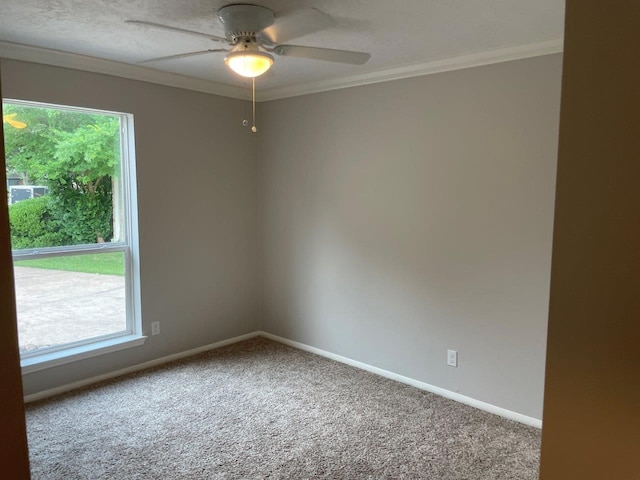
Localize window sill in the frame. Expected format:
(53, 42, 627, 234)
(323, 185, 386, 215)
(21, 335, 148, 374)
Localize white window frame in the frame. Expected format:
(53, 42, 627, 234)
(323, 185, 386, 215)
(3, 99, 145, 374)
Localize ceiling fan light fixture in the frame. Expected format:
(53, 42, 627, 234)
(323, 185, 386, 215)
(224, 50, 274, 78)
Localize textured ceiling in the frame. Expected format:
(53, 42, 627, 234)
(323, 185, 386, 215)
(0, 0, 565, 98)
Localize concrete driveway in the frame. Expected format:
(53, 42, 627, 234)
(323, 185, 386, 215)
(13, 266, 126, 354)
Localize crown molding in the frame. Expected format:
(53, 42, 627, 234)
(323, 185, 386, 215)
(258, 39, 563, 101)
(0, 39, 563, 103)
(0, 41, 251, 100)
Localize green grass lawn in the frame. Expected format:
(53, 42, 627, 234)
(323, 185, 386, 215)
(14, 252, 125, 276)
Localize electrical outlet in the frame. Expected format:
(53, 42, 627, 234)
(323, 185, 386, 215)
(447, 349, 458, 367)
(151, 321, 160, 336)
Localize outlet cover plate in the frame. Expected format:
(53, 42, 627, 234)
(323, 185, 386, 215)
(447, 349, 458, 367)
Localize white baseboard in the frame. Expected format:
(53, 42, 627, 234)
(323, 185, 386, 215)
(24, 329, 542, 429)
(258, 331, 542, 429)
(23, 331, 261, 403)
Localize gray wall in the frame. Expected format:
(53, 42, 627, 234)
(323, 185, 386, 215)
(1, 59, 261, 396)
(3, 54, 562, 418)
(260, 54, 562, 419)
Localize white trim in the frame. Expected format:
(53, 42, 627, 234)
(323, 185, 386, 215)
(259, 331, 542, 429)
(123, 113, 143, 349)
(3, 97, 130, 116)
(119, 111, 141, 347)
(12, 243, 126, 260)
(23, 331, 260, 403)
(0, 41, 250, 100)
(258, 39, 563, 101)
(1, 39, 562, 102)
(24, 329, 542, 428)
(21, 335, 147, 375)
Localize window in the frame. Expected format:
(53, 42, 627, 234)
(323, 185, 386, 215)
(3, 100, 143, 372)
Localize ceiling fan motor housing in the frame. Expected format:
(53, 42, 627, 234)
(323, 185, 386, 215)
(217, 4, 275, 42)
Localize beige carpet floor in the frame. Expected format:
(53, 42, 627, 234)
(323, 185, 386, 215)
(25, 337, 541, 479)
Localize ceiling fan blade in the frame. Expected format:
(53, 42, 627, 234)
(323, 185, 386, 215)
(258, 8, 335, 44)
(138, 49, 227, 64)
(126, 20, 228, 43)
(273, 45, 371, 65)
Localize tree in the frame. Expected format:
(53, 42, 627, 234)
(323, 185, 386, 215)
(3, 103, 120, 244)
(47, 117, 120, 243)
(3, 104, 88, 184)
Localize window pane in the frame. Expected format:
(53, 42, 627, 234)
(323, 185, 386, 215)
(4, 100, 137, 361)
(3, 102, 123, 249)
(13, 251, 127, 354)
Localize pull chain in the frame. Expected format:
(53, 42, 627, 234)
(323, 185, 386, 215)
(251, 77, 257, 133)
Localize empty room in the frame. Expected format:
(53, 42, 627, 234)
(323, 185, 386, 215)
(1, 1, 638, 479)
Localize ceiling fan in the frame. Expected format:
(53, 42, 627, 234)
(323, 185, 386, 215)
(127, 4, 371, 78)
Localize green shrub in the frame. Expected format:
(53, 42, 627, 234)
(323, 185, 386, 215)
(8, 196, 70, 249)
(47, 175, 114, 244)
